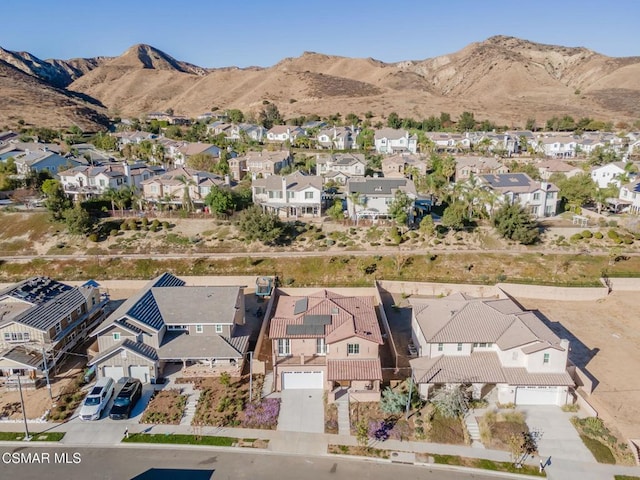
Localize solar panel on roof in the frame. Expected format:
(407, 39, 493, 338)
(293, 298, 308, 315)
(286, 324, 324, 335)
(303, 314, 331, 325)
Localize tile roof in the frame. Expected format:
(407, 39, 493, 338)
(502, 368, 574, 386)
(269, 290, 383, 344)
(252, 171, 323, 191)
(327, 358, 382, 381)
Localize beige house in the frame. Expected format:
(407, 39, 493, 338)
(0, 277, 106, 386)
(141, 166, 227, 207)
(243, 150, 292, 177)
(251, 171, 323, 217)
(316, 153, 366, 183)
(536, 159, 582, 180)
(269, 289, 384, 403)
(455, 156, 509, 181)
(88, 273, 249, 383)
(382, 153, 429, 178)
(409, 293, 574, 405)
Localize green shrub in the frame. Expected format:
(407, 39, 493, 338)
(581, 230, 593, 239)
(110, 229, 119, 237)
(570, 233, 583, 242)
(607, 230, 619, 239)
(88, 233, 99, 242)
(162, 221, 170, 229)
(120, 222, 129, 231)
(623, 236, 634, 245)
(594, 231, 603, 239)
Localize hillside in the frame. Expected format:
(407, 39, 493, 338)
(2, 35, 640, 129)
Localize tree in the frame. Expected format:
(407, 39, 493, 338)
(506, 160, 541, 180)
(508, 430, 541, 468)
(380, 387, 408, 415)
(226, 109, 244, 123)
(556, 172, 596, 208)
(441, 202, 468, 231)
(326, 200, 344, 221)
(439, 155, 456, 182)
(204, 186, 235, 217)
(236, 205, 283, 244)
(347, 191, 366, 224)
(187, 153, 217, 172)
(63, 204, 93, 235)
(388, 190, 412, 227)
(492, 203, 539, 245)
(42, 179, 71, 221)
(258, 104, 283, 129)
(431, 385, 470, 418)
(387, 112, 401, 129)
(419, 215, 435, 237)
(457, 111, 476, 132)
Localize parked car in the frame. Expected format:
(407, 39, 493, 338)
(109, 379, 142, 420)
(79, 377, 114, 421)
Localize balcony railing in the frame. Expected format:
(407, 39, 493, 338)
(275, 354, 327, 366)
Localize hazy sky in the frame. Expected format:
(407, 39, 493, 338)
(2, 0, 638, 67)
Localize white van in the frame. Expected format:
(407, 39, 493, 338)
(79, 377, 114, 421)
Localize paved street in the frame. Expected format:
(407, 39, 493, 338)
(0, 446, 504, 480)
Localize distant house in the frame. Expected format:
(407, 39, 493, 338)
(374, 128, 417, 154)
(14, 150, 79, 176)
(225, 123, 266, 143)
(536, 159, 582, 180)
(266, 126, 304, 143)
(346, 177, 417, 221)
(425, 132, 471, 152)
(537, 136, 577, 158)
(243, 150, 292, 177)
(88, 273, 248, 383)
(381, 153, 428, 179)
(251, 171, 323, 217)
(455, 156, 508, 181)
(141, 166, 227, 207)
(0, 277, 106, 380)
(590, 162, 627, 189)
(316, 127, 358, 150)
(174, 143, 221, 167)
(619, 179, 640, 214)
(409, 293, 573, 406)
(479, 173, 559, 218)
(316, 153, 366, 183)
(228, 157, 247, 181)
(269, 289, 383, 402)
(114, 131, 157, 147)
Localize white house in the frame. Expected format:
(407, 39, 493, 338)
(345, 177, 417, 221)
(316, 153, 366, 183)
(266, 126, 304, 143)
(537, 136, 578, 158)
(251, 171, 323, 217)
(316, 127, 357, 150)
(374, 128, 417, 154)
(479, 173, 559, 218)
(409, 293, 574, 406)
(590, 162, 627, 189)
(619, 179, 640, 214)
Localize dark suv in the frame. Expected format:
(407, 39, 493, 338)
(109, 379, 142, 420)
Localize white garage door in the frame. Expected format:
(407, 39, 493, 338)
(129, 366, 149, 383)
(103, 366, 124, 381)
(282, 371, 323, 389)
(516, 386, 559, 405)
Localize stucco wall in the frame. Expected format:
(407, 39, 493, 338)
(497, 283, 609, 301)
(378, 280, 503, 298)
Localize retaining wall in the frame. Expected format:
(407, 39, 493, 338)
(377, 280, 503, 298)
(497, 282, 609, 301)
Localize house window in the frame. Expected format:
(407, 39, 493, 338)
(457, 343, 463, 352)
(55, 323, 61, 334)
(196, 325, 204, 333)
(347, 343, 359, 355)
(437, 343, 443, 352)
(113, 332, 121, 341)
(167, 325, 188, 331)
(316, 338, 326, 355)
(543, 353, 550, 364)
(533, 192, 540, 201)
(277, 339, 290, 356)
(215, 324, 223, 333)
(4, 332, 30, 342)
(305, 191, 314, 200)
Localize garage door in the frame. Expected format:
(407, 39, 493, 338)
(515, 386, 559, 405)
(129, 366, 149, 383)
(103, 366, 124, 381)
(282, 371, 323, 389)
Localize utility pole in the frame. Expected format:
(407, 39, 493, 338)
(16, 375, 31, 441)
(42, 346, 52, 400)
(405, 375, 413, 419)
(248, 351, 254, 402)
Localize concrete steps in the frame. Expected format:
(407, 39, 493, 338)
(465, 413, 484, 449)
(180, 390, 200, 426)
(337, 399, 350, 436)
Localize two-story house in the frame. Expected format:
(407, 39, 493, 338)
(374, 128, 418, 154)
(269, 289, 383, 402)
(590, 162, 628, 189)
(409, 293, 574, 405)
(316, 153, 366, 184)
(141, 166, 227, 207)
(251, 171, 323, 217)
(425, 133, 471, 153)
(345, 177, 417, 222)
(316, 127, 357, 150)
(14, 150, 79, 176)
(479, 173, 559, 218)
(0, 277, 106, 386)
(266, 126, 304, 143)
(455, 157, 509, 181)
(381, 153, 429, 179)
(174, 142, 221, 167)
(619, 179, 640, 214)
(244, 150, 292, 177)
(536, 159, 582, 181)
(537, 136, 578, 158)
(88, 273, 248, 383)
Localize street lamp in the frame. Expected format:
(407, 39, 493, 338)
(14, 374, 31, 441)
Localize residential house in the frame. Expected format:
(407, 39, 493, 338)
(269, 289, 383, 402)
(506, 131, 536, 153)
(590, 162, 627, 189)
(266, 126, 304, 143)
(244, 150, 291, 177)
(228, 157, 247, 181)
(174, 143, 221, 167)
(381, 153, 428, 179)
(225, 123, 266, 143)
(346, 177, 417, 221)
(469, 132, 518, 155)
(409, 293, 574, 405)
(141, 166, 227, 207)
(425, 133, 471, 153)
(316, 153, 366, 184)
(619, 179, 640, 214)
(316, 127, 358, 150)
(537, 136, 578, 158)
(0, 131, 18, 147)
(113, 131, 157, 147)
(0, 346, 46, 390)
(252, 171, 323, 217)
(0, 277, 106, 383)
(455, 157, 509, 181)
(206, 121, 233, 136)
(374, 128, 418, 154)
(14, 150, 80, 176)
(536, 159, 582, 181)
(479, 173, 559, 218)
(88, 273, 248, 383)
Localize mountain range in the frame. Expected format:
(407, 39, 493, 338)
(1, 35, 639, 131)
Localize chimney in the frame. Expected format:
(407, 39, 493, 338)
(282, 176, 288, 203)
(224, 174, 230, 186)
(540, 181, 549, 191)
(122, 161, 131, 183)
(193, 172, 200, 185)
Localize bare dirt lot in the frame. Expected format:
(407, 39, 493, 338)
(516, 292, 640, 440)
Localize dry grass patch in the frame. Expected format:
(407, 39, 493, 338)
(191, 374, 247, 427)
(328, 444, 390, 459)
(479, 410, 528, 450)
(141, 389, 187, 425)
(325, 399, 338, 434)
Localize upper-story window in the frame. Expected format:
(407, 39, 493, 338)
(457, 343, 463, 352)
(215, 325, 223, 333)
(316, 338, 327, 355)
(195, 325, 204, 334)
(305, 191, 314, 200)
(113, 332, 121, 341)
(347, 343, 360, 355)
(277, 338, 290, 356)
(543, 353, 550, 364)
(437, 343, 443, 352)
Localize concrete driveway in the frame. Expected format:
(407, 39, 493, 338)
(277, 389, 324, 433)
(521, 406, 595, 463)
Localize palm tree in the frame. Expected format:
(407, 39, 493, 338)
(175, 175, 196, 212)
(347, 191, 366, 224)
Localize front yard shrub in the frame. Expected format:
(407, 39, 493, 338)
(582, 230, 593, 239)
(141, 389, 187, 425)
(580, 434, 615, 463)
(594, 231, 604, 239)
(570, 233, 583, 242)
(242, 398, 280, 429)
(608, 230, 619, 240)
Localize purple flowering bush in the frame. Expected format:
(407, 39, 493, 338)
(242, 398, 281, 429)
(368, 419, 394, 441)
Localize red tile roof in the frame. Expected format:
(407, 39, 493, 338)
(327, 358, 382, 381)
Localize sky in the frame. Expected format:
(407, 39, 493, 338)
(2, 0, 639, 68)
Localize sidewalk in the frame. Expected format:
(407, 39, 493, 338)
(2, 419, 640, 480)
